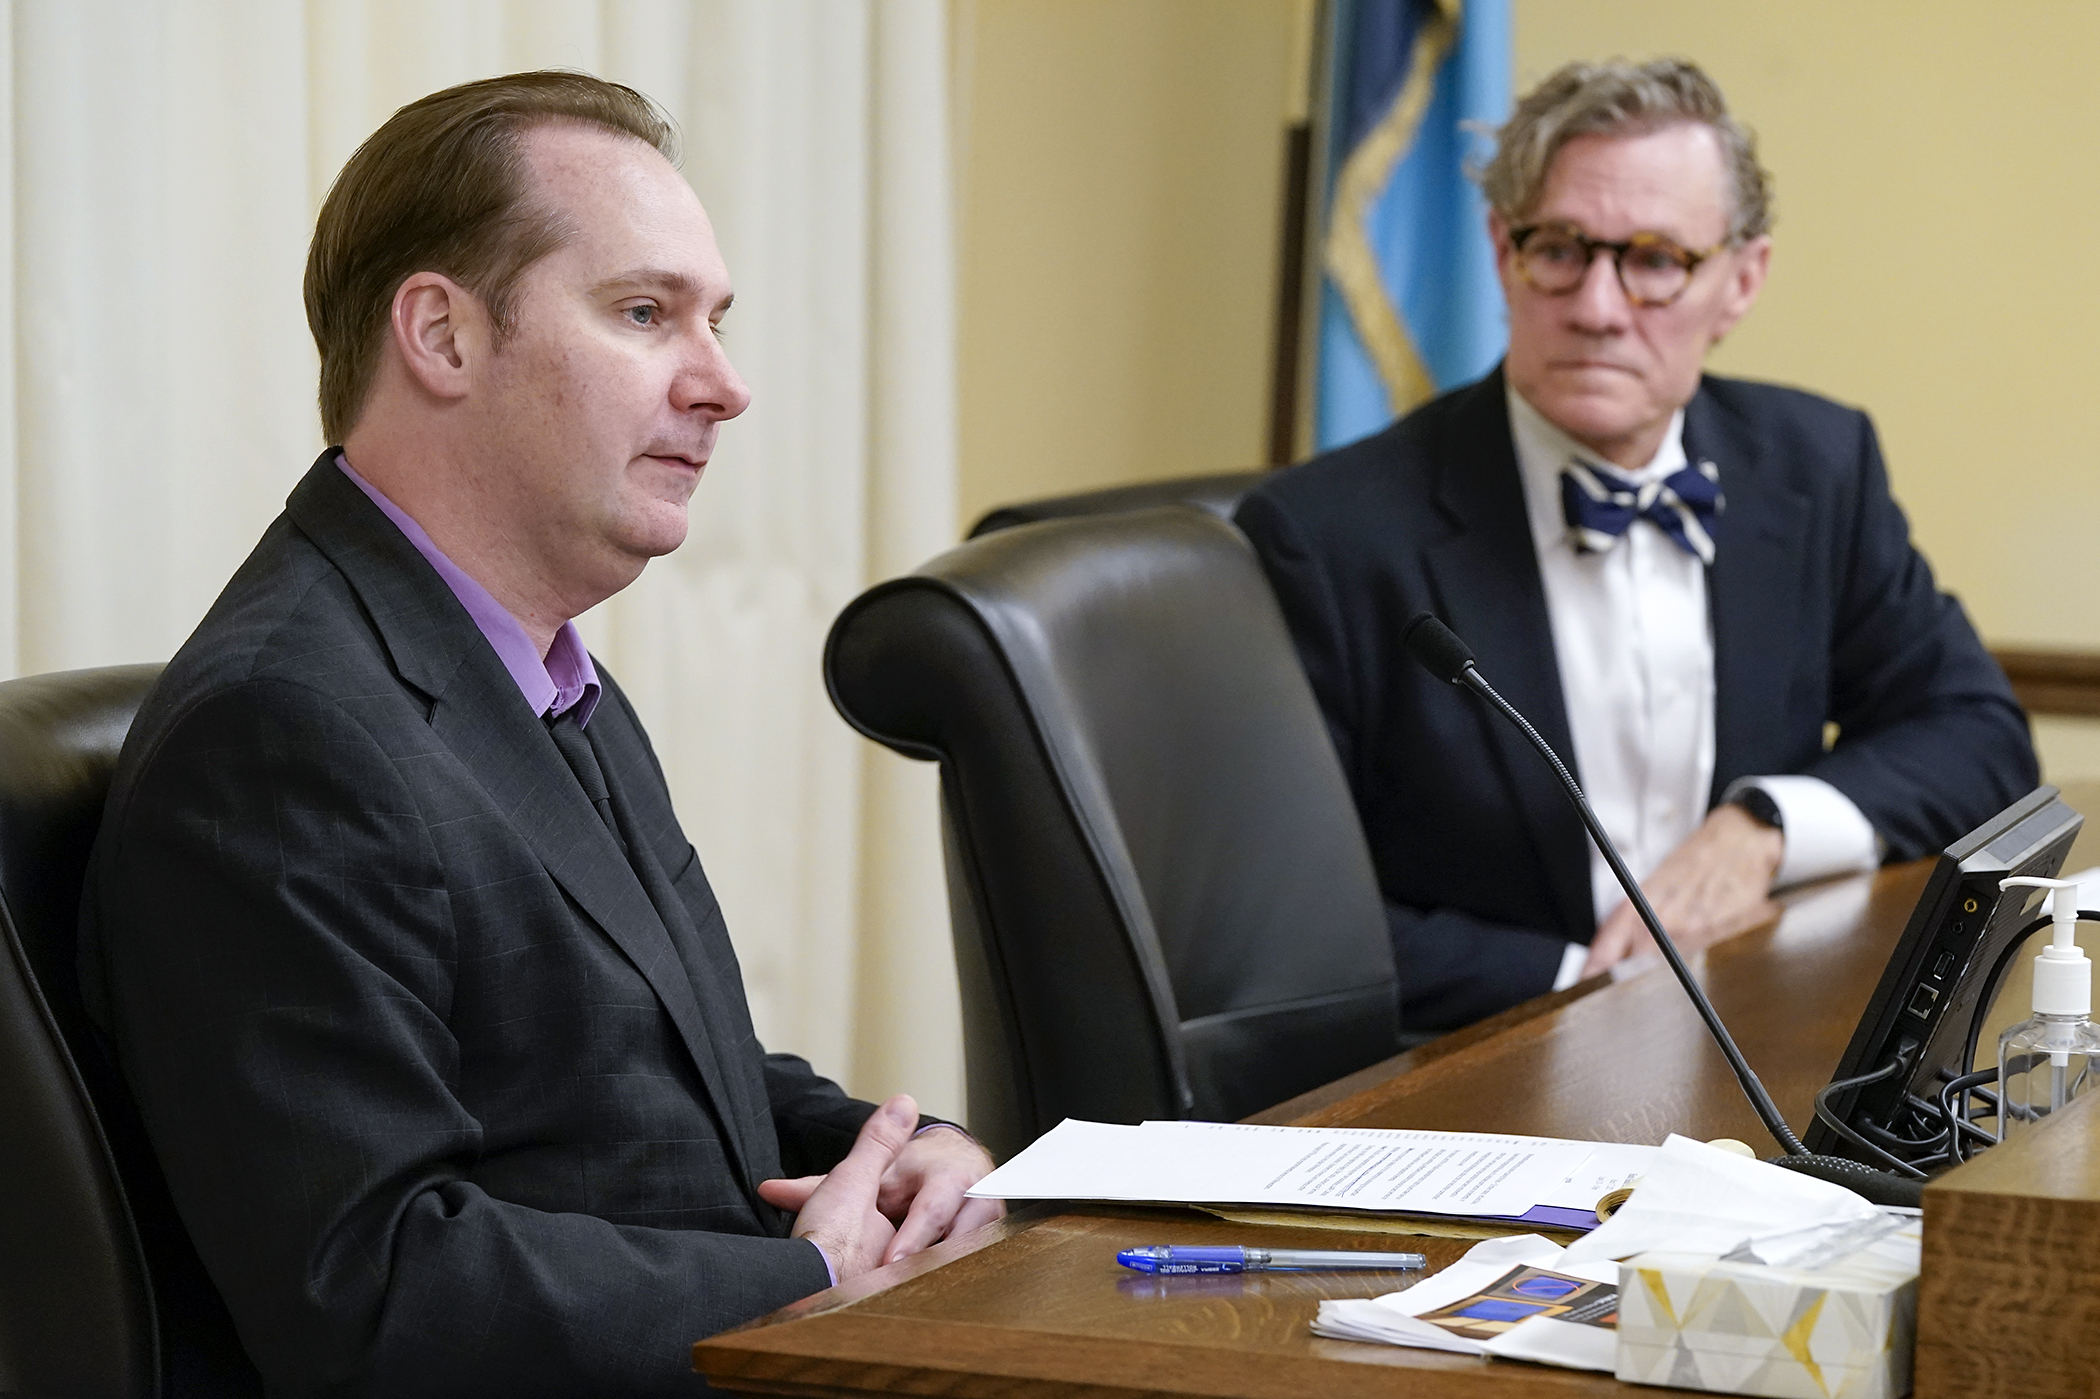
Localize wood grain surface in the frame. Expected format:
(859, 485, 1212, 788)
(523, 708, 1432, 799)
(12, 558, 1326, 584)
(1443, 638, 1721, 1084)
(698, 1207, 1670, 1399)
(1265, 862, 1931, 1146)
(1911, 780, 2100, 1397)
(1916, 1087, 2100, 1399)
(696, 861, 1939, 1398)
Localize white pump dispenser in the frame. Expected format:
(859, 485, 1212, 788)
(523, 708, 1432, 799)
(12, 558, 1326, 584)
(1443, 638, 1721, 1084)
(1997, 877, 2100, 1142)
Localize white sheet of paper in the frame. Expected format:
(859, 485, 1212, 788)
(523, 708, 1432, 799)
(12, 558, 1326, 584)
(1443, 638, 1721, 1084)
(969, 1119, 1629, 1221)
(1313, 1300, 1483, 1353)
(1481, 1315, 1617, 1371)
(1534, 1141, 1656, 1211)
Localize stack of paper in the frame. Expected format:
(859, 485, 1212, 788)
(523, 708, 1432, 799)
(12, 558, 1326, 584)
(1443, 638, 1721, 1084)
(966, 1119, 1653, 1230)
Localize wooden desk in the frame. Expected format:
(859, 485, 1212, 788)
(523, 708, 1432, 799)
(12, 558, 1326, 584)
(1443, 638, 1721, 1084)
(695, 862, 1934, 1398)
(1917, 1084, 2100, 1398)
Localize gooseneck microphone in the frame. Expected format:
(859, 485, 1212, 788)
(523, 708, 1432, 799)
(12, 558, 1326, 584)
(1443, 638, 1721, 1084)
(1399, 612, 1806, 1157)
(1401, 612, 1928, 1206)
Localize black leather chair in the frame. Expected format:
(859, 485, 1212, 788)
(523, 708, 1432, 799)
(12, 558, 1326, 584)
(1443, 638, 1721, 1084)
(0, 664, 259, 1398)
(967, 470, 1264, 539)
(826, 508, 1400, 1160)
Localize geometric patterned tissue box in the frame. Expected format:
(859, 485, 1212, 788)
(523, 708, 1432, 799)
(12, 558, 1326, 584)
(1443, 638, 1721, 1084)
(1615, 1217, 1920, 1399)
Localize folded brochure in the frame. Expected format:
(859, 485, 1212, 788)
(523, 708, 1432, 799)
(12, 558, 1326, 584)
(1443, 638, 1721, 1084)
(1313, 1232, 1620, 1372)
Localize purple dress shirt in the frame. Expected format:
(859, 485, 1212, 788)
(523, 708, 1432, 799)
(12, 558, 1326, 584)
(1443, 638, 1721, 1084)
(337, 455, 601, 725)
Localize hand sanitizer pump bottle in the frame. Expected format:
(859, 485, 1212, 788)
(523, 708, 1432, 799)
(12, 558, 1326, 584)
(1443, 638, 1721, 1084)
(1997, 876, 2100, 1143)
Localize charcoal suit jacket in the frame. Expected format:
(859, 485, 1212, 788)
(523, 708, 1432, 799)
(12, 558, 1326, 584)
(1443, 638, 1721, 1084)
(1236, 368, 2037, 1033)
(79, 454, 879, 1397)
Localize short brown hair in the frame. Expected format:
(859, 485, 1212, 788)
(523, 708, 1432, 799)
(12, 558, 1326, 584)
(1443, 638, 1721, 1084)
(304, 70, 677, 443)
(1480, 59, 1772, 245)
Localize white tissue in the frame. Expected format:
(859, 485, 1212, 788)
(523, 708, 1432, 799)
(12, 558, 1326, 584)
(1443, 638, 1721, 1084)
(1557, 1134, 1879, 1268)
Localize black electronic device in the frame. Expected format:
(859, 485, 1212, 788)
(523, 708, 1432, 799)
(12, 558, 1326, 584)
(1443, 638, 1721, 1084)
(1807, 784, 2084, 1167)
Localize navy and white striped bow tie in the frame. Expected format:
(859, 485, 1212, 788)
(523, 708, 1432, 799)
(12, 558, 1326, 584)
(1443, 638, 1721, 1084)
(1560, 457, 1724, 564)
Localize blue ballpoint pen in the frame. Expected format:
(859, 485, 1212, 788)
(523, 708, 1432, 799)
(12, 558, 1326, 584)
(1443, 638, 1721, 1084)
(1116, 1245, 1426, 1275)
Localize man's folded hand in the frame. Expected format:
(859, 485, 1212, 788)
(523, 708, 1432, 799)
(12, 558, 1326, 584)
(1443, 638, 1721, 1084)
(876, 1121, 1003, 1265)
(757, 1096, 1004, 1281)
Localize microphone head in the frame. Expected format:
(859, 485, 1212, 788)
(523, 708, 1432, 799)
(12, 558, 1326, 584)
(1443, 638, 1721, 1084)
(1402, 612, 1475, 684)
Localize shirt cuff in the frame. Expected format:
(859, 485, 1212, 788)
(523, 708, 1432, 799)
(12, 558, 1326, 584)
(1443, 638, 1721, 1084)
(1552, 940, 1589, 991)
(1724, 774, 1879, 890)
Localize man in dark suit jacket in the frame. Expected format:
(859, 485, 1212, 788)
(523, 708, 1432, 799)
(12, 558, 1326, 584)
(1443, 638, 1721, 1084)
(79, 73, 994, 1398)
(1238, 60, 2036, 1033)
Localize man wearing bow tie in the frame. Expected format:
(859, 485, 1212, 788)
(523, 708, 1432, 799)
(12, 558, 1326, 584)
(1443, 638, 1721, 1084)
(1236, 59, 2035, 1033)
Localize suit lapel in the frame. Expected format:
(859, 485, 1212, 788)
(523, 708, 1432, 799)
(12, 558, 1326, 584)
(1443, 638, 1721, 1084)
(1688, 384, 1813, 801)
(1417, 377, 1595, 938)
(424, 697, 764, 1192)
(282, 456, 764, 1189)
(589, 710, 778, 1199)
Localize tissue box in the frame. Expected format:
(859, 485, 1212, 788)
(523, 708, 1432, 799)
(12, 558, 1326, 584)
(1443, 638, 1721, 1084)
(1615, 1217, 1920, 1399)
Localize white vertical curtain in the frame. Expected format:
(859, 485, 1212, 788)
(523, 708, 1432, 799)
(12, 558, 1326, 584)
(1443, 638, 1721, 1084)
(0, 0, 964, 1119)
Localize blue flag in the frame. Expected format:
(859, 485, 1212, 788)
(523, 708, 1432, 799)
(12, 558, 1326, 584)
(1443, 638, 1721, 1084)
(1315, 0, 1510, 451)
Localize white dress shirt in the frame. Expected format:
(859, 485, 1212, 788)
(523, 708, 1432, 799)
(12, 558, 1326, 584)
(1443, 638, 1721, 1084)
(1504, 386, 1879, 990)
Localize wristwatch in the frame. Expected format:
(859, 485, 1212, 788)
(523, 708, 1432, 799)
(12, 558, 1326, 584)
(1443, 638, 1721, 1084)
(1728, 785, 1784, 832)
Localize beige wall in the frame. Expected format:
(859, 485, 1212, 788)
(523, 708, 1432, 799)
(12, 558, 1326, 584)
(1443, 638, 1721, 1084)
(952, 0, 1305, 527)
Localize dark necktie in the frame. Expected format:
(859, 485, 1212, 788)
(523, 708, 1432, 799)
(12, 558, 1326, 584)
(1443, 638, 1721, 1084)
(1560, 457, 1723, 564)
(546, 708, 628, 855)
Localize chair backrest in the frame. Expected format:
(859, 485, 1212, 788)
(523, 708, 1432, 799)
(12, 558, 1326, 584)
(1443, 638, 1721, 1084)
(967, 470, 1264, 539)
(0, 664, 258, 1399)
(827, 508, 1398, 1159)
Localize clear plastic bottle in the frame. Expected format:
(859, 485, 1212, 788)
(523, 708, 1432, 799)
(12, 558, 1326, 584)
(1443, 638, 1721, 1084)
(1997, 877, 2100, 1143)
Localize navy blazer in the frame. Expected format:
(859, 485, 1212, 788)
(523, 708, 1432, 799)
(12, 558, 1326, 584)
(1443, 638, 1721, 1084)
(80, 456, 878, 1398)
(1236, 369, 2037, 1033)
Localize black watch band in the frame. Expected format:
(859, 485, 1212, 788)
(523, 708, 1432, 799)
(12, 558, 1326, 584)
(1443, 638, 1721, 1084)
(1729, 786, 1784, 832)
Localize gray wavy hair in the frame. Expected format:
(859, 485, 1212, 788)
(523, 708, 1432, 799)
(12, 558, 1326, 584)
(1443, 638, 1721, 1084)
(1480, 59, 1773, 243)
